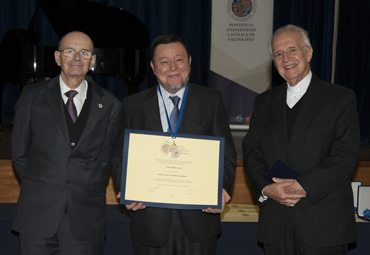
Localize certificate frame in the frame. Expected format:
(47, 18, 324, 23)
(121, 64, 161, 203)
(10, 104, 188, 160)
(120, 129, 225, 210)
(357, 185, 370, 221)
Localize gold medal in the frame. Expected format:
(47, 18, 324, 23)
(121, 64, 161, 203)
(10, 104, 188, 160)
(167, 140, 180, 159)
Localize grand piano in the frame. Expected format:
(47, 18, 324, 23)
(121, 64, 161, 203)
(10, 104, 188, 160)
(0, 0, 150, 128)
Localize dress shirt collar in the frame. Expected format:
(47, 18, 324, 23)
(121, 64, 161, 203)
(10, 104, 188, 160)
(59, 76, 88, 100)
(158, 84, 185, 103)
(157, 84, 186, 132)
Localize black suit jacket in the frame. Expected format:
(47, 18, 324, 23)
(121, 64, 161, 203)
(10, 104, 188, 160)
(242, 73, 360, 247)
(11, 75, 122, 241)
(111, 83, 236, 246)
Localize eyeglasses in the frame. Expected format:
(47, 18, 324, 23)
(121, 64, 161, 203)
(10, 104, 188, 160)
(59, 49, 93, 59)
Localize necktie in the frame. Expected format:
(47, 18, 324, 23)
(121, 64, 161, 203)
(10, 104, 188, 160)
(65, 90, 78, 123)
(169, 96, 180, 132)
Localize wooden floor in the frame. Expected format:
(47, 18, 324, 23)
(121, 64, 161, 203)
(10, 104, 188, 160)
(1, 121, 370, 205)
(0, 121, 13, 159)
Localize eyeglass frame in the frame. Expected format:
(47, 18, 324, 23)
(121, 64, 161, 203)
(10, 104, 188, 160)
(58, 48, 94, 59)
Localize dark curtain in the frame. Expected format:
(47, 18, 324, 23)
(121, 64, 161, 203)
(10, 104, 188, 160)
(2, 0, 368, 145)
(0, 0, 212, 120)
(335, 0, 370, 146)
(271, 0, 336, 87)
(90, 0, 212, 93)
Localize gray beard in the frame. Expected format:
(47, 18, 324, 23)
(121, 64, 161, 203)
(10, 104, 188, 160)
(157, 77, 189, 93)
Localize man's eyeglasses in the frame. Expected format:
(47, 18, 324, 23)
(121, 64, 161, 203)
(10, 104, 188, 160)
(59, 49, 93, 59)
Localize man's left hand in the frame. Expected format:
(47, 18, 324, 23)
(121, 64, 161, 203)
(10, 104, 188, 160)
(203, 189, 230, 214)
(274, 178, 307, 196)
(272, 177, 307, 207)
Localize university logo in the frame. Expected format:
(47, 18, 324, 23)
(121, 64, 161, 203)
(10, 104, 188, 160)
(161, 141, 171, 154)
(227, 0, 257, 22)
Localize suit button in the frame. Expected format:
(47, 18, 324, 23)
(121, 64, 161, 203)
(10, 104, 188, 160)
(69, 158, 74, 162)
(71, 142, 75, 147)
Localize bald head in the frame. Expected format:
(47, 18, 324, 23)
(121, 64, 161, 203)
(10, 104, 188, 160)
(58, 31, 94, 54)
(55, 31, 96, 89)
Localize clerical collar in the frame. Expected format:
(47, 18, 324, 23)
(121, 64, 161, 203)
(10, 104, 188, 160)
(287, 71, 312, 93)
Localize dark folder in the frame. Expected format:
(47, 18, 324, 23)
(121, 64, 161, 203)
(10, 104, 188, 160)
(266, 159, 301, 180)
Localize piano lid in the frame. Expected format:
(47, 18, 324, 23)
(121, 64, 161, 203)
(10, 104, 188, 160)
(38, 0, 150, 49)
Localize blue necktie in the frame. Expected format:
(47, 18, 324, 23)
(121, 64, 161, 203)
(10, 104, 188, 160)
(169, 96, 180, 132)
(65, 90, 78, 123)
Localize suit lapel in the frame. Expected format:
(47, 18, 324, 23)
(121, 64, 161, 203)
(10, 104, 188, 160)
(179, 84, 200, 134)
(45, 76, 70, 144)
(272, 84, 289, 153)
(143, 85, 163, 132)
(143, 84, 200, 134)
(288, 74, 324, 152)
(75, 82, 104, 149)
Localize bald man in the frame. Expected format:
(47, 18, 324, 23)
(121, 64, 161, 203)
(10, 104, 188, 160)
(11, 31, 122, 254)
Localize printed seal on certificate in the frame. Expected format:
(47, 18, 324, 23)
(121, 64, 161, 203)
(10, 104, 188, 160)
(168, 141, 180, 159)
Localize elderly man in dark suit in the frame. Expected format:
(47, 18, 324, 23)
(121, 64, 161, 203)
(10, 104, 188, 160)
(243, 24, 360, 255)
(111, 33, 236, 255)
(11, 31, 122, 254)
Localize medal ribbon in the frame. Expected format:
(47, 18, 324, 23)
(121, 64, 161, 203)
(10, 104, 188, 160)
(158, 83, 189, 139)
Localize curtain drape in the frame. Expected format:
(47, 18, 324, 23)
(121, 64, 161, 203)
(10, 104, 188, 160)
(0, 0, 212, 96)
(1, 0, 369, 145)
(271, 0, 336, 87)
(335, 0, 370, 145)
(0, 0, 212, 121)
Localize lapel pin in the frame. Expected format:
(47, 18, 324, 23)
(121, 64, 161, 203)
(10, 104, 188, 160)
(98, 103, 103, 108)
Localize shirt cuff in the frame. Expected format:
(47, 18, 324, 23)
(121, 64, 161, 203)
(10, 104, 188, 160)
(258, 188, 268, 202)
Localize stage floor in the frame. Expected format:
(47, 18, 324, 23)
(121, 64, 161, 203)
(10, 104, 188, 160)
(1, 203, 369, 255)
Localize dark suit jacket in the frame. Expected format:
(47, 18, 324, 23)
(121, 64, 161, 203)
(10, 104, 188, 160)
(111, 83, 236, 246)
(11, 75, 122, 241)
(242, 73, 360, 247)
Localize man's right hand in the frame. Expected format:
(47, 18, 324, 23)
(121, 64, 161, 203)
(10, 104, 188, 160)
(117, 192, 146, 211)
(263, 178, 306, 207)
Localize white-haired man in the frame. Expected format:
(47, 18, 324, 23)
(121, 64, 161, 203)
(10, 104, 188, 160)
(243, 24, 360, 254)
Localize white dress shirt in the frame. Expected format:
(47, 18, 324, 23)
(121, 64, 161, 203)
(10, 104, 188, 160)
(157, 85, 185, 132)
(286, 71, 312, 108)
(59, 76, 88, 117)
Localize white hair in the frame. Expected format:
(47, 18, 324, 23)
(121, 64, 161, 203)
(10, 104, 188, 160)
(268, 24, 311, 59)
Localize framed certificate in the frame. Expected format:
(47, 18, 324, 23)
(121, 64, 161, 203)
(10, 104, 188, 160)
(120, 129, 225, 210)
(357, 185, 370, 221)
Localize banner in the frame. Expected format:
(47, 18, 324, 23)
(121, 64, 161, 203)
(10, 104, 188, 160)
(210, 0, 274, 127)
